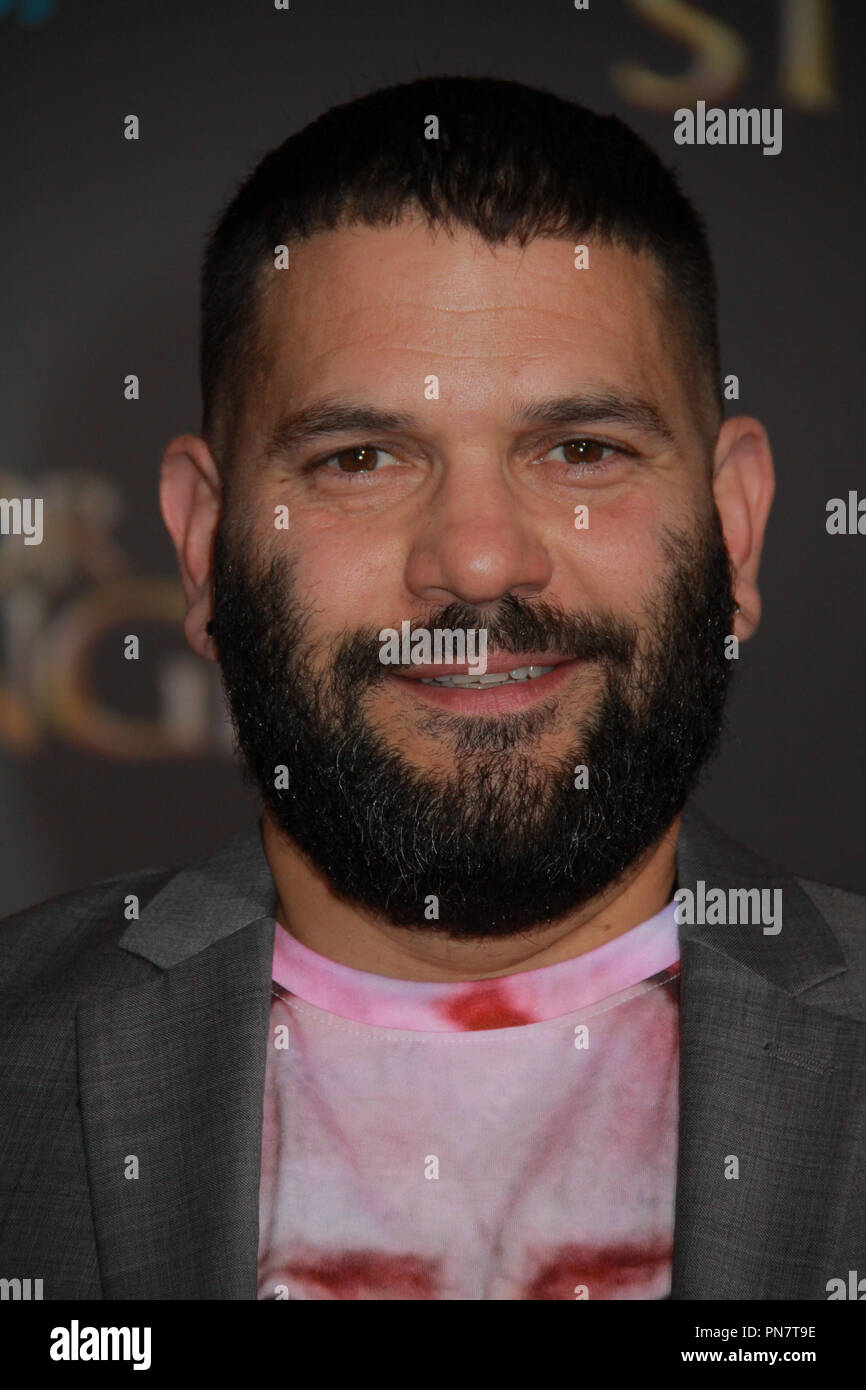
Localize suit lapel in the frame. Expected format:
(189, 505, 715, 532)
(671, 807, 866, 1298)
(77, 823, 278, 1298)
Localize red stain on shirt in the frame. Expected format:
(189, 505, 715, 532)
(441, 982, 535, 1030)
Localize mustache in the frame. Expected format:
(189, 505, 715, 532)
(330, 594, 639, 692)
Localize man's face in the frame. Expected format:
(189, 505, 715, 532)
(211, 217, 735, 936)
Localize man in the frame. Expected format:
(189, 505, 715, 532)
(1, 75, 863, 1301)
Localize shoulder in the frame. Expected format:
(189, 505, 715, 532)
(679, 803, 866, 1011)
(797, 874, 866, 978)
(0, 863, 178, 999)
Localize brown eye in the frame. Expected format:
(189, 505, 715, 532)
(560, 439, 611, 465)
(334, 447, 380, 472)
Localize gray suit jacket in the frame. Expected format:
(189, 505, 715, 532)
(0, 804, 863, 1300)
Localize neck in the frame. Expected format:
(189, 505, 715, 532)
(260, 812, 681, 982)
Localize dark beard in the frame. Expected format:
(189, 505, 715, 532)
(210, 508, 736, 939)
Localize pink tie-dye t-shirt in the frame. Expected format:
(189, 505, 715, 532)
(257, 902, 680, 1300)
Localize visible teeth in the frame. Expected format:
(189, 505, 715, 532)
(419, 664, 556, 688)
(507, 664, 555, 681)
(455, 672, 511, 686)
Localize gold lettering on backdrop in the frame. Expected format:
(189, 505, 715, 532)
(40, 577, 190, 758)
(612, 0, 749, 110)
(0, 471, 231, 757)
(779, 0, 837, 108)
(612, 0, 836, 113)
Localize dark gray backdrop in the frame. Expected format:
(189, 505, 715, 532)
(1, 0, 863, 916)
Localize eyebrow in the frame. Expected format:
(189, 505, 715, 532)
(512, 391, 676, 449)
(263, 401, 419, 460)
(261, 388, 676, 460)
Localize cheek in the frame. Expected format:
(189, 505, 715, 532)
(556, 487, 673, 619)
(284, 516, 409, 627)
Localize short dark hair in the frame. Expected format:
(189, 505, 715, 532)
(200, 74, 723, 470)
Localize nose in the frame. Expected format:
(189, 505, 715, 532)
(403, 453, 553, 609)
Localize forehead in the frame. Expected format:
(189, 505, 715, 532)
(250, 216, 690, 446)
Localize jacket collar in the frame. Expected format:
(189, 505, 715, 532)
(118, 819, 278, 968)
(674, 802, 847, 993)
(118, 802, 846, 998)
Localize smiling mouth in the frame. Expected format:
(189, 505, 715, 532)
(419, 664, 556, 690)
(387, 655, 581, 712)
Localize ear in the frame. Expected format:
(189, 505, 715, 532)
(159, 433, 222, 661)
(711, 416, 775, 642)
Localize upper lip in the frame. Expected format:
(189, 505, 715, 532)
(393, 652, 574, 679)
